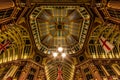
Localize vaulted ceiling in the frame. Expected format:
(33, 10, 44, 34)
(0, 0, 120, 80)
(29, 6, 91, 55)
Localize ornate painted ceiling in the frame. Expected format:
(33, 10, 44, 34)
(1, 0, 120, 80)
(29, 5, 91, 80)
(29, 6, 91, 55)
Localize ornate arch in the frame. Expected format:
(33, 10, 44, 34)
(88, 23, 120, 59)
(0, 24, 32, 63)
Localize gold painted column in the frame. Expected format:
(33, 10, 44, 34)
(89, 63, 102, 80)
(18, 62, 31, 80)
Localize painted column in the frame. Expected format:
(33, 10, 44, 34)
(33, 66, 39, 80)
(18, 62, 31, 80)
(89, 63, 102, 80)
(80, 65, 87, 80)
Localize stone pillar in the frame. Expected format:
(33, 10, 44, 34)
(89, 63, 102, 80)
(18, 63, 31, 80)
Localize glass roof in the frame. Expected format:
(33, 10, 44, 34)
(29, 6, 91, 54)
(88, 23, 120, 59)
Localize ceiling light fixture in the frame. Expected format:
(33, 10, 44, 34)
(61, 53, 66, 58)
(58, 47, 63, 52)
(53, 52, 58, 58)
(52, 47, 67, 59)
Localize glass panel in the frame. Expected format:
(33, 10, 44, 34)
(96, 65, 105, 76)
(104, 65, 116, 76)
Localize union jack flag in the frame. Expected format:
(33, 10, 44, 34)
(0, 39, 11, 54)
(56, 65, 63, 80)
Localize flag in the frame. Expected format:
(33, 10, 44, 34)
(99, 36, 114, 53)
(56, 65, 63, 80)
(0, 39, 11, 54)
